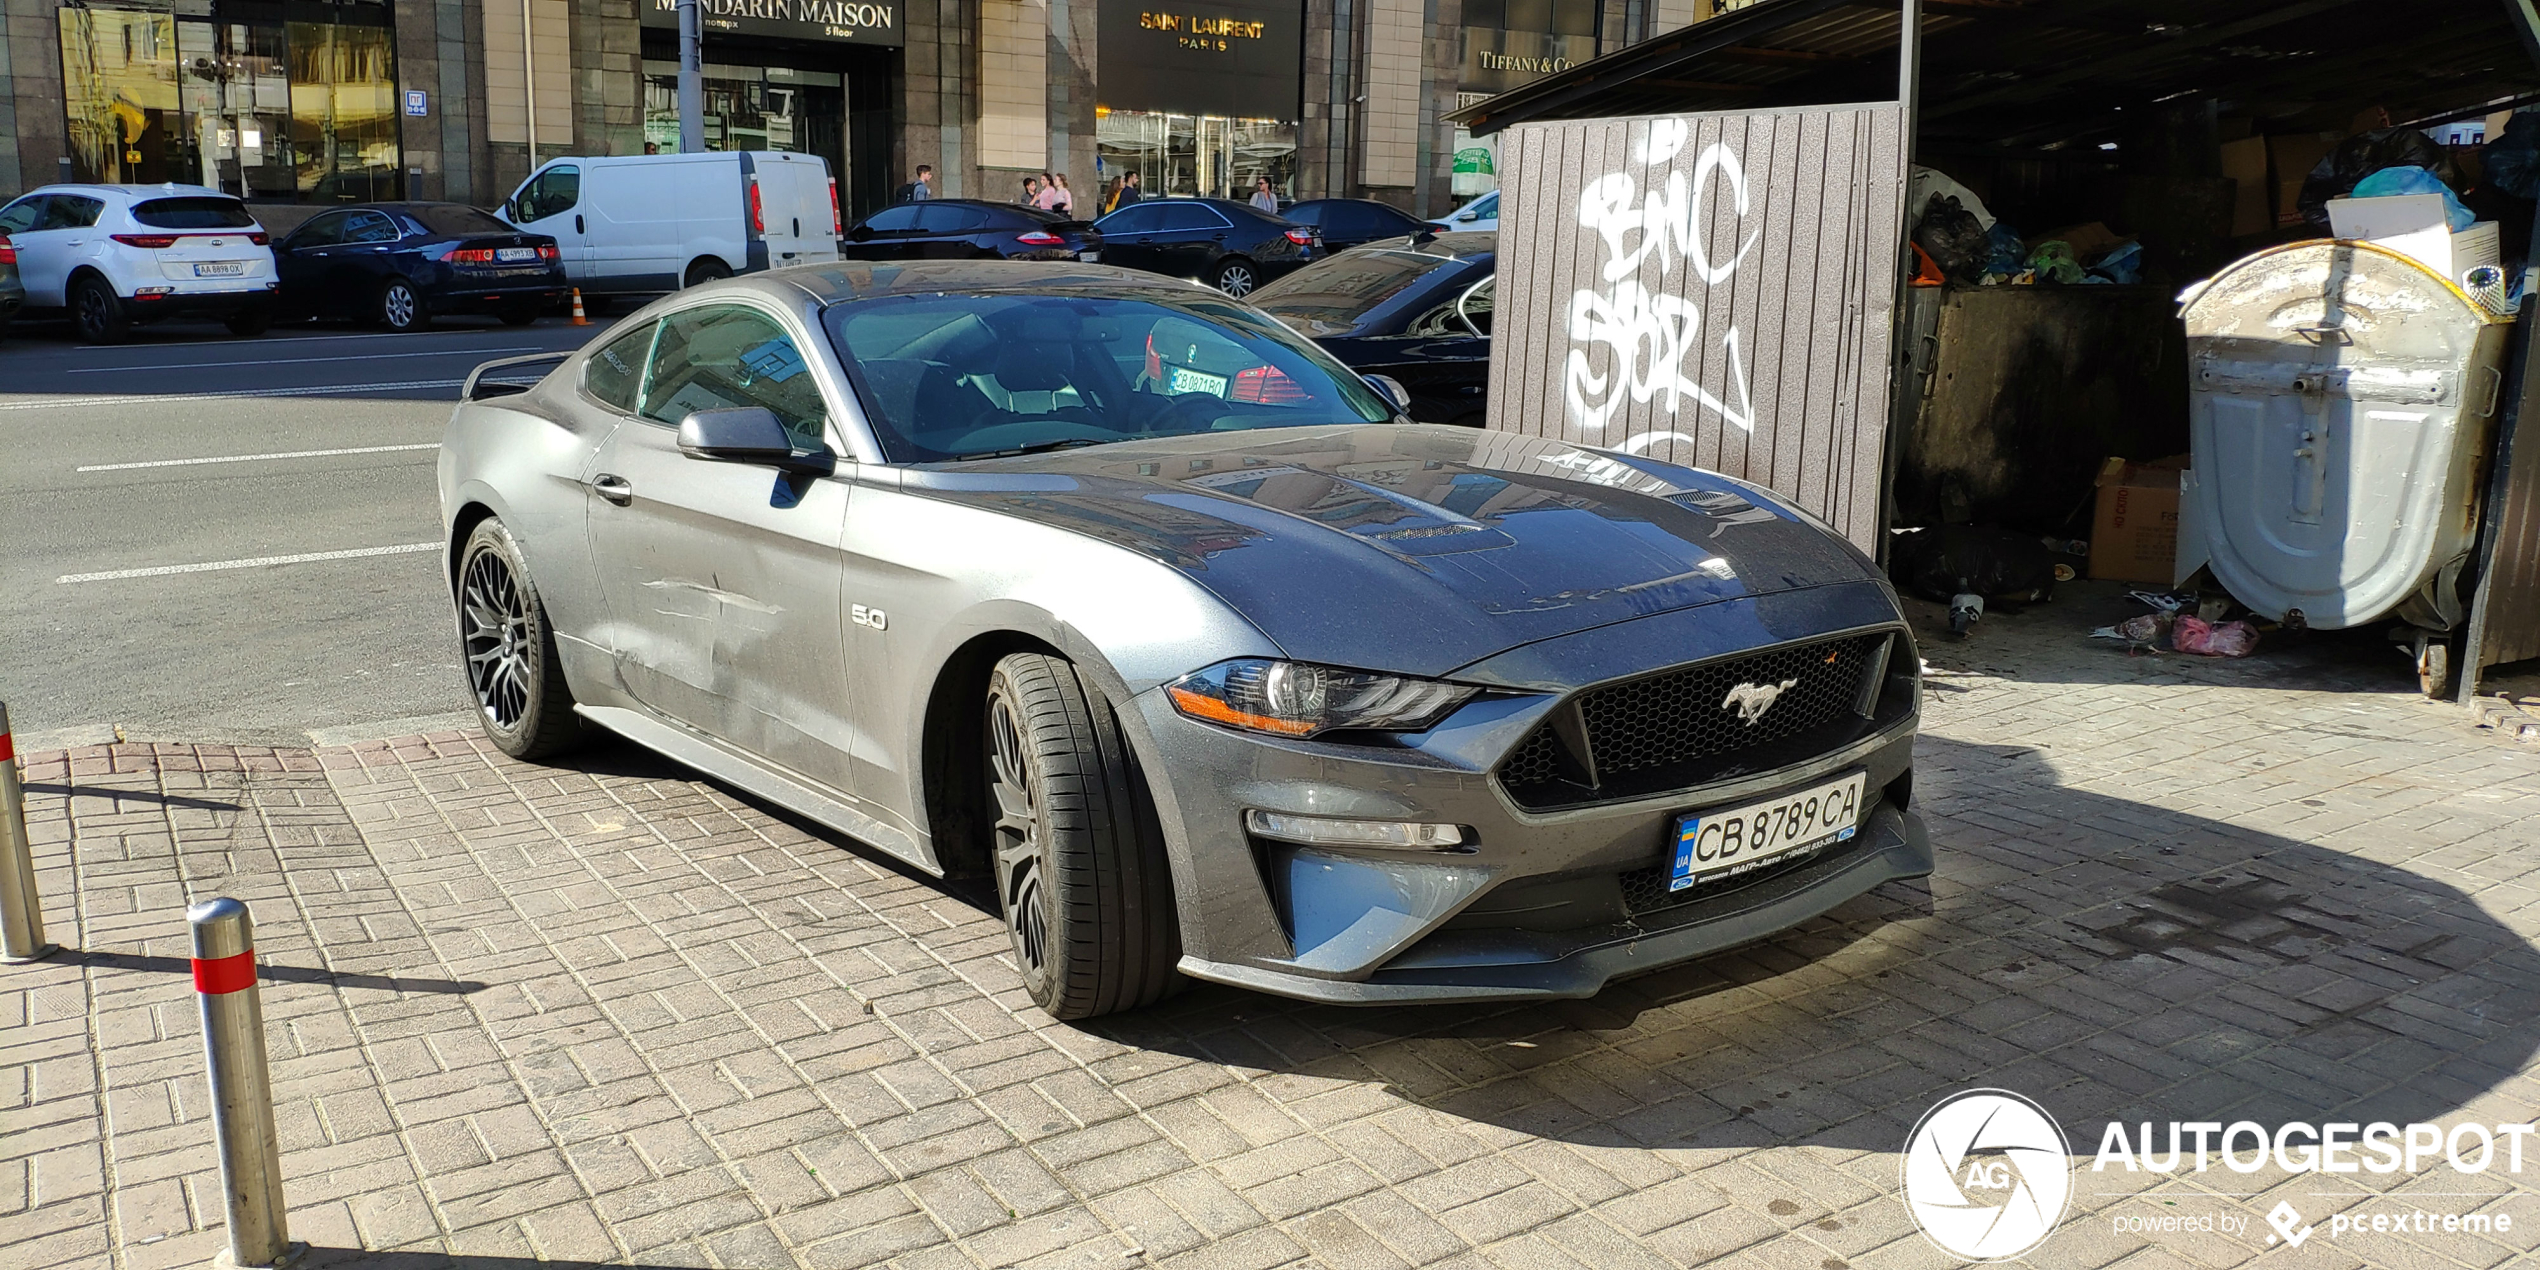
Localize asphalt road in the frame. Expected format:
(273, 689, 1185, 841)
(0, 311, 600, 746)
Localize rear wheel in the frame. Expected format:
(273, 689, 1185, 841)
(456, 518, 585, 760)
(224, 306, 271, 338)
(983, 653, 1180, 1020)
(376, 278, 429, 332)
(70, 276, 130, 344)
(497, 303, 540, 327)
(684, 257, 732, 288)
(1212, 257, 1259, 297)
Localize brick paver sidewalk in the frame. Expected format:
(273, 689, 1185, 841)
(7, 597, 2540, 1270)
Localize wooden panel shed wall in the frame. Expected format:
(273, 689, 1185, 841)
(1484, 103, 1908, 551)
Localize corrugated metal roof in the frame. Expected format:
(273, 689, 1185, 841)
(1453, 0, 2539, 147)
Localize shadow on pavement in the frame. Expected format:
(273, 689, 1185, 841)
(23, 782, 243, 812)
(1086, 736, 2540, 1154)
(297, 1252, 704, 1270)
(65, 949, 487, 995)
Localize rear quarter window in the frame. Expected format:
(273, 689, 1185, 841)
(132, 197, 258, 229)
(410, 205, 516, 236)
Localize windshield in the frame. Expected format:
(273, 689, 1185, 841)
(410, 205, 517, 236)
(131, 197, 256, 229)
(823, 291, 1396, 463)
(1250, 249, 1462, 336)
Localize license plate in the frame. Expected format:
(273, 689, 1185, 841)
(1078, 250, 1100, 263)
(1669, 771, 1864, 891)
(1166, 365, 1228, 397)
(496, 246, 539, 262)
(194, 261, 246, 277)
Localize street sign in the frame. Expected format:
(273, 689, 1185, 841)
(404, 90, 428, 117)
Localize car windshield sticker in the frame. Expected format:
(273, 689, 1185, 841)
(740, 339, 809, 383)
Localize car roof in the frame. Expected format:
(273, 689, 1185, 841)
(17, 183, 236, 201)
(756, 259, 1223, 305)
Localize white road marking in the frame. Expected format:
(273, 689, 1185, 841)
(65, 327, 580, 351)
(77, 443, 442, 472)
(67, 347, 538, 374)
(0, 380, 466, 411)
(58, 541, 441, 584)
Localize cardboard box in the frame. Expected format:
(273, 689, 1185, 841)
(2267, 131, 2340, 228)
(2220, 136, 2270, 237)
(2325, 193, 2501, 282)
(2090, 456, 2188, 584)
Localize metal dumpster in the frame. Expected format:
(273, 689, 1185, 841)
(2177, 240, 2513, 687)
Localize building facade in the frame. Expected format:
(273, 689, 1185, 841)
(0, 0, 1729, 221)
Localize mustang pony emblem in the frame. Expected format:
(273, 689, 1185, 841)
(1722, 677, 1799, 726)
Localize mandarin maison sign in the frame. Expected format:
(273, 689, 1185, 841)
(641, 0, 904, 46)
(1099, 0, 1300, 117)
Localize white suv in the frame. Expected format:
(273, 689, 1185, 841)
(0, 184, 280, 343)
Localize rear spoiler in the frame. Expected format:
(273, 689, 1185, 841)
(462, 351, 571, 402)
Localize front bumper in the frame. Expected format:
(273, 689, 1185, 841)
(1124, 585, 1930, 1006)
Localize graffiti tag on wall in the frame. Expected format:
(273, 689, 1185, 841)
(1563, 117, 1760, 452)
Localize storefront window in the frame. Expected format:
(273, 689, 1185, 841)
(1096, 110, 1296, 204)
(60, 5, 398, 200)
(642, 60, 847, 169)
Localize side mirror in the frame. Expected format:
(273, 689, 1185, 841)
(677, 407, 802, 465)
(1364, 374, 1414, 413)
(850, 225, 874, 241)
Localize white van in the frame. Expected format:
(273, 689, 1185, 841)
(501, 151, 840, 296)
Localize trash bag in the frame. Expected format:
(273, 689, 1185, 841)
(1914, 195, 1990, 283)
(2173, 616, 2260, 657)
(2298, 128, 2461, 230)
(1890, 525, 2059, 606)
(2089, 241, 2143, 284)
(2350, 166, 2476, 231)
(1983, 222, 2026, 276)
(2025, 240, 2085, 285)
(2486, 110, 2540, 201)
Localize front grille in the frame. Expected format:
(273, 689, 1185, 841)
(1498, 632, 1895, 810)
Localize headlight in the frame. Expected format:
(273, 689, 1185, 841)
(1165, 658, 1476, 738)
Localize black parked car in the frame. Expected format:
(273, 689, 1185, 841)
(1249, 232, 1495, 426)
(274, 203, 566, 331)
(1278, 199, 1435, 252)
(1088, 198, 1312, 297)
(842, 199, 1100, 262)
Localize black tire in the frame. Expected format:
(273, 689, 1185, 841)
(224, 306, 271, 338)
(684, 257, 733, 288)
(497, 304, 540, 327)
(983, 653, 1180, 1020)
(456, 518, 585, 760)
(1212, 257, 1260, 297)
(376, 278, 429, 331)
(70, 275, 130, 344)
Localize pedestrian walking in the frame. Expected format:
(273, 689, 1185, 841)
(1047, 173, 1073, 215)
(1249, 175, 1279, 214)
(1101, 176, 1123, 214)
(1114, 171, 1144, 209)
(896, 165, 934, 203)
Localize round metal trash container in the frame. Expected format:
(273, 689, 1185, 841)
(2178, 240, 2511, 630)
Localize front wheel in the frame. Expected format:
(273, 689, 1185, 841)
(1212, 257, 1259, 297)
(377, 278, 429, 332)
(455, 519, 585, 760)
(684, 257, 732, 288)
(70, 276, 130, 344)
(225, 306, 271, 338)
(983, 653, 1181, 1020)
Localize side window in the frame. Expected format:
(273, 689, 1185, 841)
(343, 211, 400, 244)
(860, 205, 922, 233)
(1282, 203, 1322, 227)
(291, 210, 350, 248)
(583, 320, 657, 413)
(517, 166, 580, 222)
(1156, 204, 1223, 232)
(0, 197, 45, 235)
(47, 197, 105, 230)
(1100, 204, 1161, 234)
(638, 306, 828, 448)
(914, 204, 974, 234)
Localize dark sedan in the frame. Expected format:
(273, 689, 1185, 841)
(1250, 232, 1494, 426)
(1278, 199, 1435, 252)
(274, 202, 566, 331)
(842, 199, 1099, 262)
(1089, 198, 1312, 297)
(0, 234, 21, 339)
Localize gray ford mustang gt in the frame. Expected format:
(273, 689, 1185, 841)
(439, 259, 1931, 1019)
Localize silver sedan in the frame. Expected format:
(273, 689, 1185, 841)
(439, 261, 1931, 1019)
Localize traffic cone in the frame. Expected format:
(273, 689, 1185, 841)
(569, 288, 589, 326)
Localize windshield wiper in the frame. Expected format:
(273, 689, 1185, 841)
(981, 437, 1113, 458)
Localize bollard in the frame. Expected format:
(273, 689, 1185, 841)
(190, 898, 301, 1269)
(0, 703, 57, 963)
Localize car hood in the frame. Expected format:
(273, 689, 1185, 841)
(902, 424, 1886, 678)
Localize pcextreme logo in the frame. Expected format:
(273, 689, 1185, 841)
(1901, 1089, 2073, 1261)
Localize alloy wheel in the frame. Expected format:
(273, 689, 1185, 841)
(75, 285, 118, 342)
(1216, 263, 1257, 297)
(459, 548, 534, 727)
(985, 692, 1051, 976)
(383, 283, 418, 329)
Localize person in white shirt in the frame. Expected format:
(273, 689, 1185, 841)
(1249, 176, 1279, 214)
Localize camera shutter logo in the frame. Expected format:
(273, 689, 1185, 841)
(1901, 1089, 2072, 1261)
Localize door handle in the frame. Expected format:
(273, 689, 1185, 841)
(574, 214, 585, 235)
(591, 473, 633, 505)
